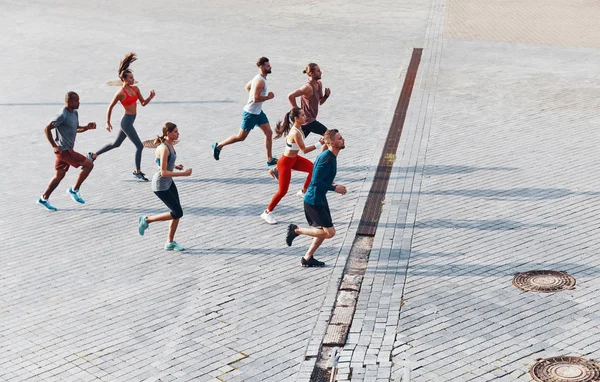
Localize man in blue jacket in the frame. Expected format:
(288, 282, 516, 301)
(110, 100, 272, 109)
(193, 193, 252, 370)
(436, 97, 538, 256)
(286, 129, 347, 267)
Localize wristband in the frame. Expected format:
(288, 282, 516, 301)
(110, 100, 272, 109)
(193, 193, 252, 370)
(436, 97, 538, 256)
(313, 141, 322, 149)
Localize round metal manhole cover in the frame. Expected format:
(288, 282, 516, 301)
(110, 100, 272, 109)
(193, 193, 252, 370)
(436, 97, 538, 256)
(512, 270, 575, 293)
(530, 356, 600, 382)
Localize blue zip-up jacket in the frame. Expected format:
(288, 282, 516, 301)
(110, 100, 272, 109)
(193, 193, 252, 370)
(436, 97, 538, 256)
(304, 149, 337, 206)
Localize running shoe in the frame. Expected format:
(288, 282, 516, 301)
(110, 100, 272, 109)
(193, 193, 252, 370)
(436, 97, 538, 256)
(87, 152, 96, 162)
(138, 216, 148, 236)
(133, 172, 149, 181)
(266, 157, 278, 166)
(67, 188, 85, 204)
(296, 189, 305, 198)
(269, 167, 279, 180)
(164, 241, 185, 251)
(37, 197, 57, 211)
(261, 211, 278, 225)
(286, 224, 299, 246)
(212, 142, 221, 161)
(301, 257, 325, 267)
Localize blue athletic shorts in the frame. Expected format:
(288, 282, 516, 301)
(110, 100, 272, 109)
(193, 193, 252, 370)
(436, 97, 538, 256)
(241, 110, 269, 131)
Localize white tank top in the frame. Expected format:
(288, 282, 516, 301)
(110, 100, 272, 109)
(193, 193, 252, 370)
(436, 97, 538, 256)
(285, 127, 305, 151)
(243, 74, 267, 115)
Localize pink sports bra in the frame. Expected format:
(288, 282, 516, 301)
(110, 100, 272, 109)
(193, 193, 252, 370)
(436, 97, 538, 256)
(120, 87, 138, 107)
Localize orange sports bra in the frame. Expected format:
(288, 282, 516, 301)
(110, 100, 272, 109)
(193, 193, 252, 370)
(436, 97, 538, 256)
(120, 87, 138, 107)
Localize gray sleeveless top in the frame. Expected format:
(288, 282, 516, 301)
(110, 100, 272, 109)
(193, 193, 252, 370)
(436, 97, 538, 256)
(152, 143, 176, 192)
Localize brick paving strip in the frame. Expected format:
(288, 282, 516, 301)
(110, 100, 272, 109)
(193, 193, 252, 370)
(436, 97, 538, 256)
(308, 49, 423, 382)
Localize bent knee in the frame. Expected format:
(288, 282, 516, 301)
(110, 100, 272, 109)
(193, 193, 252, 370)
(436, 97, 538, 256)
(172, 210, 183, 219)
(325, 228, 336, 238)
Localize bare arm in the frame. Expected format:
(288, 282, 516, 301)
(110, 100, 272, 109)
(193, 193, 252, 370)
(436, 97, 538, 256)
(106, 92, 121, 131)
(135, 86, 155, 107)
(252, 79, 274, 103)
(44, 122, 60, 152)
(292, 130, 317, 154)
(320, 83, 331, 105)
(77, 122, 96, 133)
(245, 80, 252, 93)
(287, 85, 311, 108)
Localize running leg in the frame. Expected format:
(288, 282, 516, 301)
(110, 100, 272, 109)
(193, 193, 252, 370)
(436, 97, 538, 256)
(267, 156, 293, 212)
(217, 129, 251, 149)
(73, 159, 94, 191)
(95, 129, 127, 156)
(42, 169, 67, 200)
(292, 156, 313, 192)
(120, 122, 144, 172)
(258, 123, 274, 161)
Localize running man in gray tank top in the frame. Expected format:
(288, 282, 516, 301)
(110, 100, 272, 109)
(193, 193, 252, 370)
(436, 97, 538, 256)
(211, 57, 278, 167)
(37, 92, 97, 211)
(138, 123, 192, 252)
(288, 63, 331, 150)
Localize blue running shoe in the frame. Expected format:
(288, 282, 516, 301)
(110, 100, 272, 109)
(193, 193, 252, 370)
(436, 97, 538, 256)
(266, 157, 278, 166)
(37, 197, 57, 211)
(67, 188, 85, 204)
(164, 241, 185, 251)
(269, 167, 279, 180)
(133, 172, 149, 181)
(138, 216, 148, 236)
(212, 142, 221, 160)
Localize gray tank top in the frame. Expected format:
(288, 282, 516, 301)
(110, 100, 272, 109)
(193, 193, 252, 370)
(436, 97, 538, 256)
(152, 143, 176, 192)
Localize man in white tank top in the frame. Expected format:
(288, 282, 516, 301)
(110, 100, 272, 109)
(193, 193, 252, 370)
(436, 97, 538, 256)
(212, 57, 278, 166)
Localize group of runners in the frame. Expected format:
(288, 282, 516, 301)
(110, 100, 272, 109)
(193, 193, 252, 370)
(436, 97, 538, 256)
(37, 54, 346, 267)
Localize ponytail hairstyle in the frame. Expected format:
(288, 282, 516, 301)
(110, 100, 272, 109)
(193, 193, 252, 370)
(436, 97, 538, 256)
(118, 52, 137, 81)
(153, 122, 177, 145)
(274, 107, 302, 139)
(303, 63, 318, 75)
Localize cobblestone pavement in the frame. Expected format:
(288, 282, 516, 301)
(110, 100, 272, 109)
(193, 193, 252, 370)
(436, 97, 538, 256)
(332, 0, 600, 380)
(3, 0, 600, 381)
(0, 1, 430, 381)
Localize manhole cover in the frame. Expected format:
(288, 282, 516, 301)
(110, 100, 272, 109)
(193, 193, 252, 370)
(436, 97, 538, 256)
(530, 356, 600, 382)
(512, 270, 575, 293)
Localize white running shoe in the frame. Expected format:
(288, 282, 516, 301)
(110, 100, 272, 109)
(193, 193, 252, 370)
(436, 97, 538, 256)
(261, 211, 278, 224)
(296, 189, 305, 198)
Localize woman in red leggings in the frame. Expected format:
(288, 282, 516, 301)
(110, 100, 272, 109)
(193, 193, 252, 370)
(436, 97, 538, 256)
(261, 108, 322, 224)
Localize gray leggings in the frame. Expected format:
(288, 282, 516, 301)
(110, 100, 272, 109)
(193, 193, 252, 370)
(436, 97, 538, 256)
(96, 114, 143, 170)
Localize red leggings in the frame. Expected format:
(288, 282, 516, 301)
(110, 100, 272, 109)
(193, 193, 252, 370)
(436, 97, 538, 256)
(268, 155, 313, 211)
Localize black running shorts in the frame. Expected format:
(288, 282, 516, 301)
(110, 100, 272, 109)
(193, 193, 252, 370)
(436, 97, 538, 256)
(301, 120, 327, 138)
(304, 202, 333, 228)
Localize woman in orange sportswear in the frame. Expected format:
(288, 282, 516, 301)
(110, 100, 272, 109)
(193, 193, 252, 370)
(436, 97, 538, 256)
(261, 108, 322, 224)
(88, 52, 155, 181)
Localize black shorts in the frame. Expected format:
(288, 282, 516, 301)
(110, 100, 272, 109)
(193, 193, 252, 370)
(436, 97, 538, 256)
(154, 182, 183, 219)
(304, 202, 333, 228)
(301, 120, 327, 138)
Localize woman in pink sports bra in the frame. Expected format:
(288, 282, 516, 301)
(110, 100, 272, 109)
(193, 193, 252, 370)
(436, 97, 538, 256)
(88, 52, 155, 181)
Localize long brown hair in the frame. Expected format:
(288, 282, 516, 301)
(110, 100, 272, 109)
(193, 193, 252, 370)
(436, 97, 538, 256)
(274, 108, 302, 139)
(154, 122, 177, 145)
(118, 52, 137, 81)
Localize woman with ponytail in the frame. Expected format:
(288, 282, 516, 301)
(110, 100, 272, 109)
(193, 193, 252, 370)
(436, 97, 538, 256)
(260, 108, 322, 225)
(88, 52, 156, 181)
(138, 123, 192, 251)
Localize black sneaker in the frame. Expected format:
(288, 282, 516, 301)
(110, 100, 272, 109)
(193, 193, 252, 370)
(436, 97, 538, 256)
(301, 257, 325, 267)
(266, 157, 278, 166)
(133, 172, 149, 181)
(212, 142, 221, 160)
(286, 224, 299, 246)
(87, 152, 96, 162)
